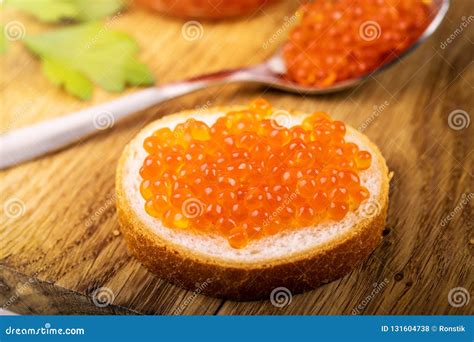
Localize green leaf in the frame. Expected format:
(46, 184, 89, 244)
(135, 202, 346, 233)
(6, 0, 124, 23)
(125, 58, 155, 86)
(75, 0, 124, 21)
(42, 57, 93, 100)
(24, 22, 154, 100)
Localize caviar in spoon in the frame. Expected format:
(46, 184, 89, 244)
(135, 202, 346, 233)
(283, 0, 432, 87)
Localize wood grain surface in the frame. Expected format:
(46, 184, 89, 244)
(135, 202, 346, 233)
(1, 1, 473, 315)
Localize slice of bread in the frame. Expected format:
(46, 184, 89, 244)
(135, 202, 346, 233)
(116, 106, 390, 301)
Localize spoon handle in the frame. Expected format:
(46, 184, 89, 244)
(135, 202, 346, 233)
(0, 67, 258, 170)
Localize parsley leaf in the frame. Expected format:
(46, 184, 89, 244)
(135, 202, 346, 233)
(6, 0, 124, 23)
(42, 57, 94, 99)
(24, 22, 154, 100)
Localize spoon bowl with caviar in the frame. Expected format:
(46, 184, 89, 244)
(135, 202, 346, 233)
(0, 0, 449, 169)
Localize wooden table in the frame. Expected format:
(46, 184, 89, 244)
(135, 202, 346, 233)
(1, 1, 472, 315)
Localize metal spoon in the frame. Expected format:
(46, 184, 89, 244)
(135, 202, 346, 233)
(0, 0, 449, 169)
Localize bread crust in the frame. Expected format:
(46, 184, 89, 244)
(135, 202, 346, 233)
(116, 107, 390, 301)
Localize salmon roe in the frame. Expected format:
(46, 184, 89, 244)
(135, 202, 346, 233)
(284, 0, 432, 87)
(139, 99, 372, 248)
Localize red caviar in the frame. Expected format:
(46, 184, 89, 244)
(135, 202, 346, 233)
(284, 0, 432, 87)
(139, 99, 372, 248)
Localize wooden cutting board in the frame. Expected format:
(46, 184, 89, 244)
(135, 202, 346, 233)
(1, 1, 472, 315)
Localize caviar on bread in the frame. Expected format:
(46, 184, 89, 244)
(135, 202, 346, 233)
(116, 100, 390, 300)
